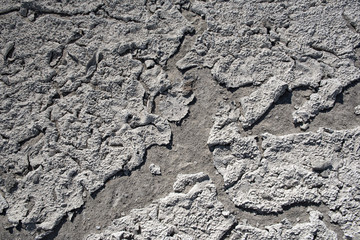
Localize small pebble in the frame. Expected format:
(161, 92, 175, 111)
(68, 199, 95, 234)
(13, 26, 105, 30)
(149, 163, 161, 175)
(354, 105, 360, 115)
(300, 123, 309, 131)
(222, 211, 230, 217)
(28, 13, 36, 22)
(145, 60, 155, 69)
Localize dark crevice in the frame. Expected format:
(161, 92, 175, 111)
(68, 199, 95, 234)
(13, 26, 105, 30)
(38, 214, 70, 240)
(3, 42, 15, 61)
(26, 155, 33, 172)
(223, 178, 239, 191)
(0, 6, 20, 15)
(218, 80, 254, 93)
(237, 205, 280, 216)
(0, 133, 9, 139)
(85, 52, 97, 76)
(142, 92, 150, 108)
(219, 221, 237, 240)
(208, 144, 231, 154)
(309, 44, 338, 57)
(20, 2, 105, 19)
(66, 30, 84, 45)
(15, 220, 22, 232)
(67, 154, 81, 168)
(176, 64, 197, 74)
(282, 201, 321, 212)
(313, 230, 318, 239)
(342, 12, 358, 33)
(48, 47, 65, 68)
(116, 46, 137, 57)
(100, 7, 141, 23)
(18, 130, 41, 147)
(237, 201, 321, 216)
(67, 52, 79, 64)
(254, 136, 264, 156)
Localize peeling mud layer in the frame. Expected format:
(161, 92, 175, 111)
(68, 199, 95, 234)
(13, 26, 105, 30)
(1, 0, 360, 239)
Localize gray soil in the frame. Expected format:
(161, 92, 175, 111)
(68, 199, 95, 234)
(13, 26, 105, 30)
(1, 0, 360, 239)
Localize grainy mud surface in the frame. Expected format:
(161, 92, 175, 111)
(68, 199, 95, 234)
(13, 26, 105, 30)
(1, 0, 360, 239)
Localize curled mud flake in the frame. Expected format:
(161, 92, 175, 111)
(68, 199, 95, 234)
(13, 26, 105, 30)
(230, 210, 337, 240)
(293, 79, 343, 126)
(0, 194, 9, 213)
(3, 42, 15, 61)
(173, 172, 210, 193)
(239, 77, 288, 129)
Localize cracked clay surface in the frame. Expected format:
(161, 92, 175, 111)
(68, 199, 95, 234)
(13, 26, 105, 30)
(1, 0, 360, 239)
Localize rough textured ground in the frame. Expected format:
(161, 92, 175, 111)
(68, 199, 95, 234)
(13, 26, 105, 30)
(1, 0, 360, 239)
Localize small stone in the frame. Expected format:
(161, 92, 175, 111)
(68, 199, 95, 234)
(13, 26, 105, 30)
(32, 174, 40, 184)
(222, 211, 230, 217)
(354, 105, 360, 115)
(67, 212, 74, 221)
(320, 169, 330, 178)
(96, 226, 101, 230)
(149, 163, 161, 175)
(28, 13, 36, 22)
(145, 60, 155, 69)
(300, 123, 309, 131)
